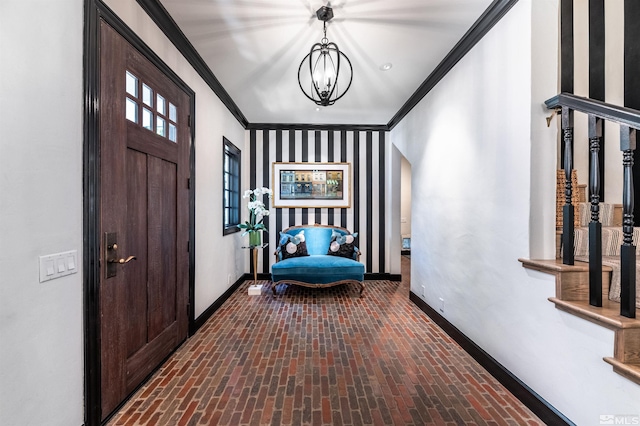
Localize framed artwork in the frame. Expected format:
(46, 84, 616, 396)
(272, 162, 351, 208)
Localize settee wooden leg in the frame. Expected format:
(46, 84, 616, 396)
(358, 282, 365, 296)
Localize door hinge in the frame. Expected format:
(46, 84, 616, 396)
(187, 115, 191, 127)
(187, 241, 190, 252)
(187, 178, 190, 189)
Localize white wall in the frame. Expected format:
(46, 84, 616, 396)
(0, 1, 84, 425)
(0, 0, 248, 424)
(390, 1, 640, 424)
(400, 155, 412, 238)
(103, 0, 248, 318)
(387, 144, 402, 274)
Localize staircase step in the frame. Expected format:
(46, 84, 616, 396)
(603, 357, 640, 385)
(520, 258, 640, 386)
(548, 297, 640, 330)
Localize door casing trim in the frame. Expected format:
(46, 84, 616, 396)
(83, 1, 196, 424)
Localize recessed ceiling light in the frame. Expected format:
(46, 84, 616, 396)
(315, 107, 321, 112)
(380, 63, 393, 71)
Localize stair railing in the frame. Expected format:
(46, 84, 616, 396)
(546, 93, 639, 318)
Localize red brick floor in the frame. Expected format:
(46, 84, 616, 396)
(107, 257, 543, 425)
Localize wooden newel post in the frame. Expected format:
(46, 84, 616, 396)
(562, 107, 575, 265)
(620, 125, 636, 318)
(589, 115, 603, 307)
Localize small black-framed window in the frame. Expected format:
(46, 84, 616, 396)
(223, 137, 241, 235)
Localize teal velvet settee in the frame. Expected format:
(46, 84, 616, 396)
(270, 224, 365, 295)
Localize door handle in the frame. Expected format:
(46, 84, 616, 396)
(111, 255, 137, 264)
(105, 232, 136, 278)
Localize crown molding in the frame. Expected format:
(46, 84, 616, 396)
(134, 0, 518, 131)
(135, 0, 249, 128)
(247, 123, 389, 131)
(387, 0, 520, 130)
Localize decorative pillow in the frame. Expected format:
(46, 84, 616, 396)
(279, 230, 309, 260)
(327, 230, 358, 258)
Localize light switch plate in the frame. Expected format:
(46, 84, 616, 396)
(39, 250, 78, 283)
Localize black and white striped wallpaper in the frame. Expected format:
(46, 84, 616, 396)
(247, 128, 389, 276)
(561, 0, 638, 103)
(560, 0, 640, 211)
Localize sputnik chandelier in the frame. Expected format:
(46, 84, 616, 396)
(297, 6, 353, 107)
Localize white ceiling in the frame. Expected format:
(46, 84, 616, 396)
(158, 0, 495, 125)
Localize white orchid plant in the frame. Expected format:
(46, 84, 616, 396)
(238, 187, 273, 235)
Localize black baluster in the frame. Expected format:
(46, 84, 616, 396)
(620, 125, 636, 318)
(589, 115, 603, 307)
(562, 107, 575, 265)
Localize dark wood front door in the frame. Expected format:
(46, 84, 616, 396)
(99, 21, 190, 419)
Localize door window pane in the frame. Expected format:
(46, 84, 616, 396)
(142, 108, 152, 131)
(169, 123, 177, 142)
(126, 78, 180, 142)
(126, 98, 138, 123)
(126, 71, 138, 97)
(157, 94, 166, 115)
(142, 84, 153, 107)
(156, 117, 166, 137)
(169, 103, 177, 122)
